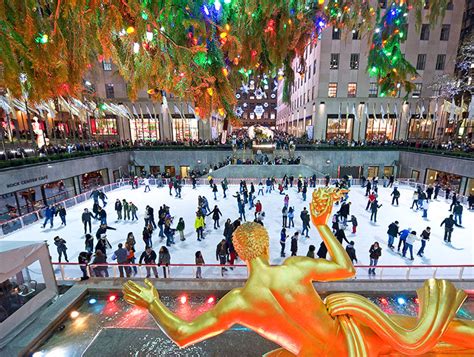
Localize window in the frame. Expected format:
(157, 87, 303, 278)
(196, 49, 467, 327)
(446, 1, 453, 10)
(326, 115, 354, 140)
(435, 54, 446, 70)
(352, 29, 360, 40)
(328, 83, 337, 97)
(440, 25, 450, 41)
(366, 116, 397, 140)
(347, 83, 357, 97)
(420, 24, 430, 40)
(313, 60, 317, 74)
(330, 54, 339, 69)
(102, 60, 112, 71)
(424, 0, 430, 9)
(379, 0, 387, 9)
(308, 65, 312, 79)
(105, 83, 115, 98)
(350, 53, 359, 70)
(412, 83, 422, 98)
(332, 27, 340, 40)
(369, 82, 378, 97)
(416, 54, 426, 70)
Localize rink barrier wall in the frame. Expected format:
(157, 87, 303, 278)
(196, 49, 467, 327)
(0, 182, 122, 237)
(51, 262, 474, 282)
(1, 177, 468, 237)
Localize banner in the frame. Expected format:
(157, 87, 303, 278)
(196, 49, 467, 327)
(306, 125, 314, 140)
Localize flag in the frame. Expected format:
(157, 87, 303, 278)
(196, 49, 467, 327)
(365, 103, 369, 121)
(469, 99, 474, 119)
(173, 104, 182, 117)
(132, 105, 139, 117)
(352, 103, 357, 121)
(420, 101, 425, 118)
(346, 102, 350, 120)
(146, 105, 153, 118)
(448, 98, 455, 121)
(434, 99, 439, 121)
(380, 104, 386, 119)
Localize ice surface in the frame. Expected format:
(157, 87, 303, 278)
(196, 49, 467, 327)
(3, 182, 473, 277)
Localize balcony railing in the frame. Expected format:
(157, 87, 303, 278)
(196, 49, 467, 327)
(52, 262, 474, 282)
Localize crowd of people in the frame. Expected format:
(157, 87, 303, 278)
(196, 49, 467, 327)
(1, 128, 472, 162)
(43, 169, 473, 280)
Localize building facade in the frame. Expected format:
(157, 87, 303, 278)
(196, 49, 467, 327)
(234, 75, 278, 128)
(84, 61, 215, 143)
(276, 0, 466, 142)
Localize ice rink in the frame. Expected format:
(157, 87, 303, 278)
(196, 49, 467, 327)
(3, 181, 473, 275)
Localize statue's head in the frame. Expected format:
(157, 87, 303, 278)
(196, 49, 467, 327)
(233, 222, 269, 262)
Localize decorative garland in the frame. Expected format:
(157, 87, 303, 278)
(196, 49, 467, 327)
(0, 0, 450, 123)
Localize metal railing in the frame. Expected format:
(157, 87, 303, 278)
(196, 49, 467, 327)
(0, 181, 122, 236)
(51, 262, 474, 282)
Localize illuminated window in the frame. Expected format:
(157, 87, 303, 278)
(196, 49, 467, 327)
(347, 83, 357, 97)
(328, 83, 337, 97)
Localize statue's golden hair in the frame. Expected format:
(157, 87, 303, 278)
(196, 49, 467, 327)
(232, 222, 269, 261)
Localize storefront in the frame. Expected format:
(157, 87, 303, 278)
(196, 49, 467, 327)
(0, 177, 77, 222)
(129, 115, 160, 142)
(367, 166, 379, 178)
(425, 169, 462, 191)
(338, 166, 362, 179)
(80, 169, 109, 191)
(407, 115, 435, 140)
(383, 166, 394, 177)
(172, 114, 199, 141)
(90, 116, 118, 138)
(365, 115, 397, 141)
(326, 114, 354, 141)
(465, 178, 474, 196)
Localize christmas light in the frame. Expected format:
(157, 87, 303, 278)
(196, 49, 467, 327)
(206, 87, 214, 96)
(70, 311, 80, 319)
(126, 26, 135, 34)
(207, 296, 216, 304)
(179, 295, 187, 304)
(133, 42, 140, 54)
(146, 31, 153, 41)
(88, 298, 97, 305)
(397, 297, 406, 305)
(224, 0, 231, 3)
(108, 294, 117, 302)
(214, 0, 221, 11)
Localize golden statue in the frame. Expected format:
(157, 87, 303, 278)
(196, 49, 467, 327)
(123, 187, 474, 356)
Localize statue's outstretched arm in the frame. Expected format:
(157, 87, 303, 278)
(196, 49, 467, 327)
(291, 188, 354, 281)
(123, 279, 242, 347)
